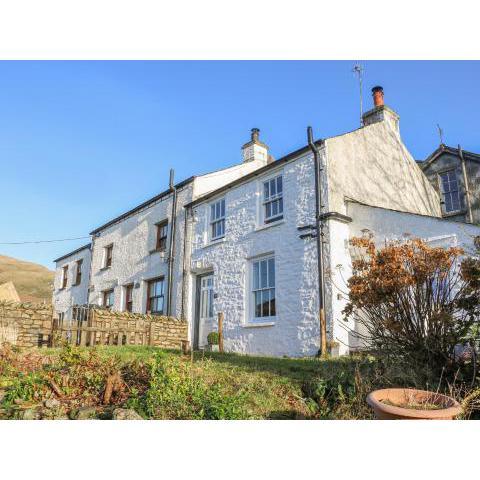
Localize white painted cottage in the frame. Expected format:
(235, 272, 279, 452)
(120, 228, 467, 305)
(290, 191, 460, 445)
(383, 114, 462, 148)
(53, 86, 480, 356)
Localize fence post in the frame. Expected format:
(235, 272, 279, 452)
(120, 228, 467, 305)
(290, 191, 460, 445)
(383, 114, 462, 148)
(149, 320, 155, 346)
(218, 312, 224, 353)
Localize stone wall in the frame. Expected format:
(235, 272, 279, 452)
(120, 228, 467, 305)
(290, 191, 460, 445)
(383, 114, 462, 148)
(0, 301, 187, 350)
(0, 301, 53, 348)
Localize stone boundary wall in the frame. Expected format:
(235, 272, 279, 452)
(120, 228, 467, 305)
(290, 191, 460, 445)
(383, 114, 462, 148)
(0, 301, 53, 348)
(0, 301, 188, 350)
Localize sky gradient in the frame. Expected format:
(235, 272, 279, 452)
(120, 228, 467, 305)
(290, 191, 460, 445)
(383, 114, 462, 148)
(0, 61, 479, 268)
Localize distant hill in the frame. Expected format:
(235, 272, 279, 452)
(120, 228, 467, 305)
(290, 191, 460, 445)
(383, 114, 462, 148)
(0, 254, 54, 304)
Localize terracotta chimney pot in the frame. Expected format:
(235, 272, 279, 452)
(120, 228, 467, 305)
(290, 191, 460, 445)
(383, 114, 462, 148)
(372, 86, 384, 107)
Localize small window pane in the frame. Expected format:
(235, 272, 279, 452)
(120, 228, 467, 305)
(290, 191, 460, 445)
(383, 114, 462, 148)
(260, 260, 268, 288)
(268, 258, 275, 287)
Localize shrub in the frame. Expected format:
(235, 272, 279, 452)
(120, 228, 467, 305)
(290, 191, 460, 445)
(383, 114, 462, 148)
(344, 235, 480, 378)
(207, 331, 219, 346)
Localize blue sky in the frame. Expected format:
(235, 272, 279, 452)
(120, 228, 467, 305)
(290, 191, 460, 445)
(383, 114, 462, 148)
(0, 61, 479, 269)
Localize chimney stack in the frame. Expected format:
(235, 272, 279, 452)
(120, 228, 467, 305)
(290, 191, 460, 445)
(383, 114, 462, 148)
(242, 128, 270, 164)
(362, 85, 400, 135)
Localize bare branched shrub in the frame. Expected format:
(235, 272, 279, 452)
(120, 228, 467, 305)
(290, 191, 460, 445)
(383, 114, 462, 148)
(344, 235, 480, 378)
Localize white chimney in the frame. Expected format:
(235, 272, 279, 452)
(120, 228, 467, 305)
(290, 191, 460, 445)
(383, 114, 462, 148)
(241, 128, 270, 164)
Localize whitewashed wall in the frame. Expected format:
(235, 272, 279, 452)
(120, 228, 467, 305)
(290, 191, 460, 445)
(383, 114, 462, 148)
(89, 185, 191, 316)
(87, 159, 270, 318)
(53, 246, 91, 314)
(326, 202, 480, 352)
(189, 152, 323, 357)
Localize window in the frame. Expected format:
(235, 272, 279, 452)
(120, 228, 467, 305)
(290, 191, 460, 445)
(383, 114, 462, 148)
(210, 198, 225, 240)
(263, 175, 283, 223)
(61, 265, 68, 289)
(74, 259, 83, 285)
(104, 244, 113, 268)
(252, 256, 276, 318)
(439, 170, 462, 213)
(156, 220, 168, 251)
(125, 284, 134, 312)
(146, 278, 165, 315)
(103, 289, 114, 309)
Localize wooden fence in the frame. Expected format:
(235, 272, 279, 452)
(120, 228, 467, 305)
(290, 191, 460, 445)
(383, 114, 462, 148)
(51, 321, 155, 347)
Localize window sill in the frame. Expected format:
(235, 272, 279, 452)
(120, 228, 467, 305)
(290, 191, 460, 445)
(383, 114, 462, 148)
(99, 266, 111, 271)
(202, 237, 226, 249)
(442, 209, 465, 218)
(255, 219, 285, 232)
(149, 248, 167, 255)
(243, 321, 276, 328)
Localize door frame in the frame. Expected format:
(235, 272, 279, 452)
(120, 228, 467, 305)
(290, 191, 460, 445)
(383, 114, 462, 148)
(193, 272, 213, 350)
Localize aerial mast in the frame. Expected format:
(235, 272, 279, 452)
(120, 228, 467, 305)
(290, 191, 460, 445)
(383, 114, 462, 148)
(352, 63, 364, 127)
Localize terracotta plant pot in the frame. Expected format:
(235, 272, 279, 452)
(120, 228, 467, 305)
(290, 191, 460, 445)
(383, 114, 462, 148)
(367, 388, 462, 420)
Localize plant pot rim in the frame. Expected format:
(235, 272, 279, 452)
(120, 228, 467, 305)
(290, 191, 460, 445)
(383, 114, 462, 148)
(367, 388, 462, 420)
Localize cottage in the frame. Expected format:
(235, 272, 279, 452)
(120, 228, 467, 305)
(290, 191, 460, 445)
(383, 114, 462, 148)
(53, 86, 480, 357)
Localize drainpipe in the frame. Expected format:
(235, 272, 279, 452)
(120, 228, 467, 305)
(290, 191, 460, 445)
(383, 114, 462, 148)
(307, 126, 327, 357)
(166, 169, 177, 316)
(458, 144, 473, 224)
(180, 206, 190, 320)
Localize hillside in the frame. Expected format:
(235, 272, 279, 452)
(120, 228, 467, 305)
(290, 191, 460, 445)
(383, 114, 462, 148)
(0, 254, 54, 303)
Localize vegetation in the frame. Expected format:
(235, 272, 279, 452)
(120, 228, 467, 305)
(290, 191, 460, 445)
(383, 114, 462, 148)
(0, 254, 54, 303)
(207, 331, 219, 345)
(344, 235, 480, 382)
(0, 344, 479, 419)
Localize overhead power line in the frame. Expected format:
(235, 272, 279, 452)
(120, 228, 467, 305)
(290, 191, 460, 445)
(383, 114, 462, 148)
(0, 236, 90, 245)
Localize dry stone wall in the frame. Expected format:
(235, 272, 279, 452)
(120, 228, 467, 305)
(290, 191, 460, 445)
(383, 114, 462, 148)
(0, 301, 187, 350)
(0, 301, 53, 348)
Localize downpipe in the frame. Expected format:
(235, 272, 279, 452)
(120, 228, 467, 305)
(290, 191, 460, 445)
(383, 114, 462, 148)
(307, 126, 327, 357)
(166, 169, 177, 316)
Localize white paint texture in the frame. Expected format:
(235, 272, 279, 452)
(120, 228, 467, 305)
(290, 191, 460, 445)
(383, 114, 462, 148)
(190, 153, 320, 356)
(53, 246, 91, 314)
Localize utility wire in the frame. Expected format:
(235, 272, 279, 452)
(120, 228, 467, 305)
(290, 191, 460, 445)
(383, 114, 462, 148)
(0, 236, 90, 245)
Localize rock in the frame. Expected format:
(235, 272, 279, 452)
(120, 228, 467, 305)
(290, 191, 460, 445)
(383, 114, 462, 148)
(44, 398, 61, 409)
(52, 415, 70, 420)
(72, 406, 98, 420)
(112, 408, 143, 420)
(22, 408, 41, 420)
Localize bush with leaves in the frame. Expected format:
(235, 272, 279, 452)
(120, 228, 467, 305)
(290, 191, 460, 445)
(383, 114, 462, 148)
(343, 235, 480, 379)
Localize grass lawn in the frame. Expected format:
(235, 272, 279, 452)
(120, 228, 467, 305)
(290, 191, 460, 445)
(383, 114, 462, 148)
(0, 345, 382, 419)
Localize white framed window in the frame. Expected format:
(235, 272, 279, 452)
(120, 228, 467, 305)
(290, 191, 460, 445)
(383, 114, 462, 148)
(252, 256, 276, 319)
(439, 170, 462, 213)
(210, 198, 226, 240)
(263, 175, 283, 224)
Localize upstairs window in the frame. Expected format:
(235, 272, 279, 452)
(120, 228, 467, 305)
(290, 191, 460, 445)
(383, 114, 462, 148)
(147, 278, 165, 315)
(210, 198, 226, 240)
(156, 220, 168, 252)
(74, 259, 83, 285)
(125, 284, 134, 312)
(104, 244, 113, 268)
(439, 170, 462, 213)
(61, 265, 68, 289)
(252, 256, 276, 319)
(103, 289, 114, 309)
(263, 175, 283, 224)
